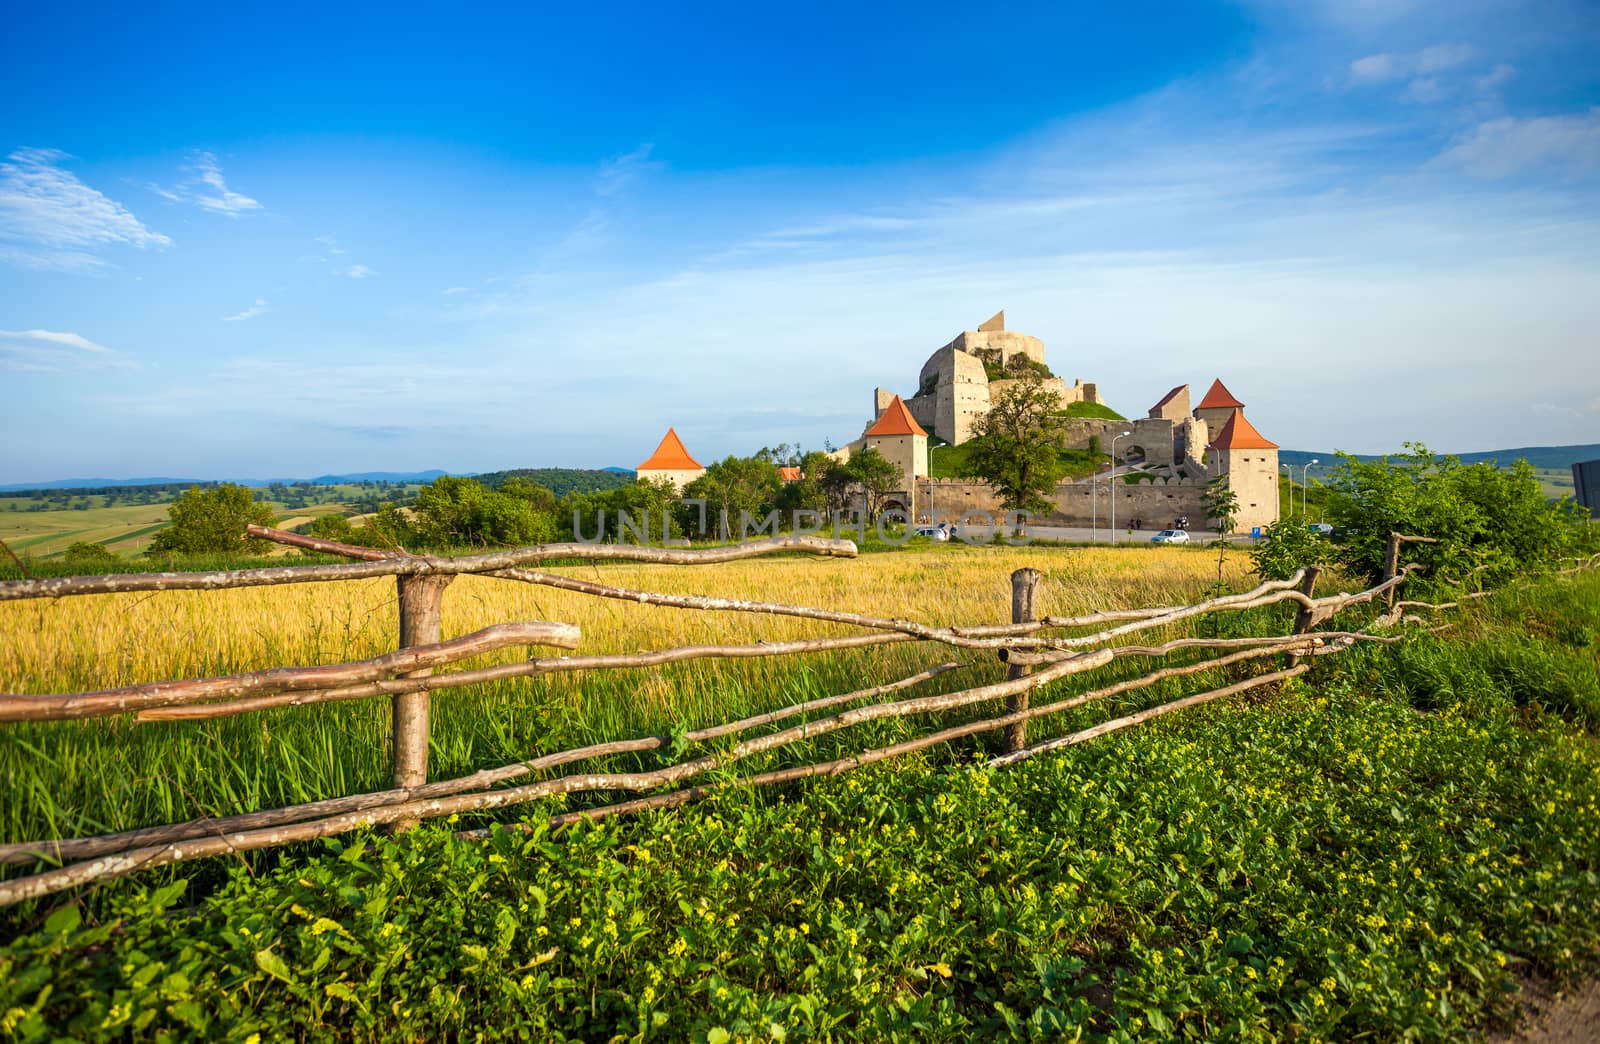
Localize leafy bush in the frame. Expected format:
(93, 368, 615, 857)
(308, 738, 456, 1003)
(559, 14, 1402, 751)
(147, 484, 275, 555)
(1323, 444, 1590, 586)
(61, 542, 115, 569)
(1250, 518, 1329, 580)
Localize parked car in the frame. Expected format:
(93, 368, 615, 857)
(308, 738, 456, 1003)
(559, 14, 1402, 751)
(1152, 529, 1190, 544)
(913, 526, 950, 541)
(1307, 522, 1334, 537)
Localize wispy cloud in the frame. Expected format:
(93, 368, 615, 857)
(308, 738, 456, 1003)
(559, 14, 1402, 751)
(222, 298, 270, 321)
(154, 151, 263, 216)
(313, 234, 345, 255)
(0, 328, 135, 374)
(344, 264, 374, 279)
(1436, 108, 1600, 179)
(1349, 43, 1475, 85)
(0, 148, 170, 270)
(596, 143, 660, 197)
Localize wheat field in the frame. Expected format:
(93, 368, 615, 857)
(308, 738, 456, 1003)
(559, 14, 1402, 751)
(0, 544, 1249, 846)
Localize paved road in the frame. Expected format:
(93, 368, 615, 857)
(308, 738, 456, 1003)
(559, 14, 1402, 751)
(927, 523, 1253, 546)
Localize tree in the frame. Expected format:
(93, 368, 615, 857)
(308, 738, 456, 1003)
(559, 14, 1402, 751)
(776, 450, 835, 517)
(683, 456, 781, 537)
(304, 514, 354, 542)
(1202, 476, 1240, 535)
(965, 373, 1065, 514)
(1249, 517, 1327, 580)
(841, 446, 903, 520)
(1322, 444, 1590, 586)
(413, 475, 556, 548)
(63, 541, 115, 569)
(148, 484, 275, 555)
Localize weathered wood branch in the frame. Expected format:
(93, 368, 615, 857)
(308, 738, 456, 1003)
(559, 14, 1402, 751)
(0, 661, 966, 867)
(0, 533, 859, 602)
(982, 664, 1310, 768)
(135, 633, 919, 722)
(0, 621, 580, 722)
(0, 650, 1117, 905)
(473, 650, 1321, 835)
(1000, 630, 1391, 667)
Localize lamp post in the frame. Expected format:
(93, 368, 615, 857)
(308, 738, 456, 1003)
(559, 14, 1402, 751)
(1110, 430, 1132, 545)
(1300, 459, 1319, 517)
(1090, 466, 1097, 543)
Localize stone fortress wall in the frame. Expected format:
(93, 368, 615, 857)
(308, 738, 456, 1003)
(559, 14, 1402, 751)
(916, 476, 1212, 529)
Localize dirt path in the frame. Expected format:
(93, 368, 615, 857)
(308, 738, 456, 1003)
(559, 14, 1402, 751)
(1498, 979, 1600, 1043)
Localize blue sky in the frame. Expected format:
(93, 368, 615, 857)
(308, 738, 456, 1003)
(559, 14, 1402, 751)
(2, 0, 1598, 483)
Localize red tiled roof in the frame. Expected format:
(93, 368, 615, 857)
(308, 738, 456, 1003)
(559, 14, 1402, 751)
(1196, 379, 1245, 410)
(1150, 384, 1187, 412)
(1207, 411, 1279, 450)
(863, 395, 928, 437)
(777, 466, 801, 482)
(637, 428, 703, 471)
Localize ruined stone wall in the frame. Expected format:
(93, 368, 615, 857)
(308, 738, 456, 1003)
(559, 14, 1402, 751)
(943, 329, 1047, 368)
(913, 345, 990, 445)
(916, 476, 1212, 529)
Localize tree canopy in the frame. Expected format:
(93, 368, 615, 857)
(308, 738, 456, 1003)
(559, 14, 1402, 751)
(148, 484, 276, 555)
(964, 373, 1066, 514)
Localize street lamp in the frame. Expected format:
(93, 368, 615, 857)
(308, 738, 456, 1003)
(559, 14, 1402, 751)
(1300, 459, 1319, 517)
(1110, 430, 1132, 545)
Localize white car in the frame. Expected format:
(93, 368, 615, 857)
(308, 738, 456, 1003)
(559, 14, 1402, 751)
(1151, 529, 1190, 544)
(913, 526, 950, 541)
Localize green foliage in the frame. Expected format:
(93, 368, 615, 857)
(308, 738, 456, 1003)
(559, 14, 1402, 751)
(413, 475, 557, 548)
(1249, 518, 1329, 580)
(775, 451, 836, 518)
(303, 514, 354, 542)
(1323, 443, 1590, 587)
(61, 542, 115, 569)
(147, 484, 276, 555)
(683, 456, 783, 535)
(1059, 401, 1125, 420)
(7, 574, 1600, 1039)
(1202, 476, 1240, 535)
(839, 446, 902, 519)
(474, 468, 634, 498)
(965, 373, 1066, 513)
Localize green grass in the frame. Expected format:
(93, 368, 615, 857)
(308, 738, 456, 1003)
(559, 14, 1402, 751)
(928, 442, 1106, 481)
(1059, 400, 1126, 420)
(2, 569, 1599, 1039)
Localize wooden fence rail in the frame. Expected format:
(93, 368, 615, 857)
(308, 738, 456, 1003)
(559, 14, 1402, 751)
(0, 525, 1509, 908)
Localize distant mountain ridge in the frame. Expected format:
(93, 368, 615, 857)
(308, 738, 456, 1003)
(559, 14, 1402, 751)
(0, 467, 637, 496)
(1280, 444, 1600, 471)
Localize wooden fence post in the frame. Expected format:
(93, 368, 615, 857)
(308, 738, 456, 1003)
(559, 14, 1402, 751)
(1004, 568, 1043, 753)
(1383, 532, 1402, 608)
(393, 574, 454, 832)
(1286, 565, 1321, 667)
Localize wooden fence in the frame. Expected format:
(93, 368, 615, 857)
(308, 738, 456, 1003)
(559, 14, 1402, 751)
(0, 527, 1469, 907)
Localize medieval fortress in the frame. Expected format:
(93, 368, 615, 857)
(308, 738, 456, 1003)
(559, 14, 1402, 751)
(640, 311, 1282, 534)
(832, 312, 1282, 534)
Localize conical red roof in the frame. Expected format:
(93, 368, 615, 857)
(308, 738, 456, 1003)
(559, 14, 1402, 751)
(637, 428, 703, 471)
(864, 395, 927, 437)
(1196, 379, 1245, 410)
(1207, 411, 1278, 450)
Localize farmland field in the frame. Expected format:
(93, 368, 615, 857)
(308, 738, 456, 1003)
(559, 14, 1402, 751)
(2, 544, 1599, 1041)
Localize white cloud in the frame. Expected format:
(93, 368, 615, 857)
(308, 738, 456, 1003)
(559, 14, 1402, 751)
(1415, 43, 1474, 73)
(313, 234, 345, 254)
(222, 298, 270, 321)
(1475, 64, 1515, 91)
(0, 328, 134, 374)
(1349, 53, 1402, 84)
(154, 151, 263, 216)
(1348, 43, 1475, 98)
(1437, 108, 1600, 179)
(0, 148, 170, 270)
(344, 264, 374, 278)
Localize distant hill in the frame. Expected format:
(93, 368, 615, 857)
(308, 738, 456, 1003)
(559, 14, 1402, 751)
(474, 468, 636, 497)
(0, 470, 451, 495)
(1281, 444, 1600, 472)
